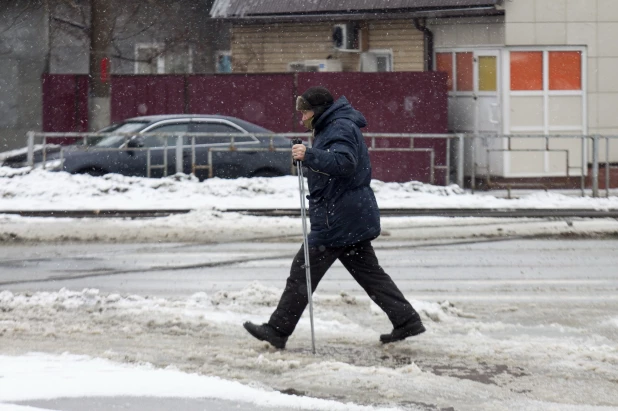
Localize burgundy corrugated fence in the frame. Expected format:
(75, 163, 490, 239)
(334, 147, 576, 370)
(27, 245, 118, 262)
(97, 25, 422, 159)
(42, 72, 448, 183)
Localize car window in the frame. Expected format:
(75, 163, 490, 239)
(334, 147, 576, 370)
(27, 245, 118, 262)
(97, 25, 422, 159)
(190, 122, 255, 145)
(92, 122, 150, 147)
(143, 123, 190, 147)
(226, 117, 272, 134)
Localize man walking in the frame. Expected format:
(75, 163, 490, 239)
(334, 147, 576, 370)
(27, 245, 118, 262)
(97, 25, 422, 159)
(243, 86, 424, 349)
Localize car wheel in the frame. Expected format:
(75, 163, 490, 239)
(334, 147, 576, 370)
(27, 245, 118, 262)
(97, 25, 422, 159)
(77, 167, 107, 177)
(251, 169, 283, 178)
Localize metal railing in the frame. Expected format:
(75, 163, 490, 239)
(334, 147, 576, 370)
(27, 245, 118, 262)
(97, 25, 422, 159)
(363, 133, 463, 186)
(16, 131, 618, 197)
(591, 135, 618, 198)
(24, 131, 302, 177)
(22, 131, 462, 185)
(467, 134, 618, 198)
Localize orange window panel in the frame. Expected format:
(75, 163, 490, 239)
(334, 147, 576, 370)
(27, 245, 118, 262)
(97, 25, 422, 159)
(456, 52, 473, 91)
(549, 51, 581, 90)
(510, 51, 543, 91)
(436, 53, 453, 91)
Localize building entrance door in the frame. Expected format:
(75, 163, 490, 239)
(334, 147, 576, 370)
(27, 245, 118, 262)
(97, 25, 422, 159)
(436, 49, 501, 177)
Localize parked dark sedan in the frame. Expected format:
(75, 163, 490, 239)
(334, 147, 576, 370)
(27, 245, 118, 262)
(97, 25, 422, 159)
(2, 115, 294, 180)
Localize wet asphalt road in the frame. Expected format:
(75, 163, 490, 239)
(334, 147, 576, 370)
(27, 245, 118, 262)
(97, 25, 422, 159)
(1, 237, 617, 301)
(2, 236, 618, 411)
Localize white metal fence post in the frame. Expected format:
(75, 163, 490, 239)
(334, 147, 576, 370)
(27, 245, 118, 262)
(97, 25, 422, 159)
(470, 135, 476, 193)
(580, 135, 586, 196)
(605, 136, 610, 198)
(176, 135, 183, 174)
(457, 133, 464, 188)
(592, 134, 599, 198)
(27, 131, 35, 167)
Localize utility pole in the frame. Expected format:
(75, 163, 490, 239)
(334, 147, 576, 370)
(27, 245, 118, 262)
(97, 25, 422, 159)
(88, 0, 112, 131)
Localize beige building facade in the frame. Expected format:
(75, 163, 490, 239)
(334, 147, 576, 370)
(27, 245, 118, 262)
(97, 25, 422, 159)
(505, 0, 618, 175)
(430, 0, 618, 179)
(216, 0, 618, 182)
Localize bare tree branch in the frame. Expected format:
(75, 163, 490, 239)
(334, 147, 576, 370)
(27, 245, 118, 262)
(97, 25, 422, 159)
(52, 16, 87, 31)
(1, 1, 42, 34)
(121, 3, 142, 29)
(5, 0, 211, 66)
(112, 19, 158, 42)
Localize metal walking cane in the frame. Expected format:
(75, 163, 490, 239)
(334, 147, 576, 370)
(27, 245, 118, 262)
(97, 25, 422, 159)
(292, 138, 316, 354)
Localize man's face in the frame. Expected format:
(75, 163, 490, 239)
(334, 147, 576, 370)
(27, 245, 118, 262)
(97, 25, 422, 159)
(301, 110, 314, 121)
(300, 110, 315, 130)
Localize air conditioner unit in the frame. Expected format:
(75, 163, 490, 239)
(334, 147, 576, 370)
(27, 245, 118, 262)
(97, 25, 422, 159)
(288, 61, 311, 72)
(287, 60, 342, 72)
(303, 59, 342, 72)
(360, 52, 392, 72)
(332, 23, 359, 51)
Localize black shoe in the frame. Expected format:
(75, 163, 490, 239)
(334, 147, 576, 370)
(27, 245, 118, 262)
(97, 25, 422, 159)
(380, 316, 425, 344)
(243, 322, 288, 349)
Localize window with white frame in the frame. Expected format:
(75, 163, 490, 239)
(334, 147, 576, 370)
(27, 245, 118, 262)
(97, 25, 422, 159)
(506, 48, 585, 135)
(216, 51, 232, 73)
(165, 45, 194, 74)
(135, 43, 194, 74)
(505, 47, 586, 176)
(509, 50, 582, 92)
(135, 44, 164, 74)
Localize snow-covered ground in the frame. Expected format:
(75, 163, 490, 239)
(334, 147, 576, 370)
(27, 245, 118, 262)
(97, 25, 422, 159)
(1, 167, 618, 243)
(1, 269, 617, 411)
(2, 238, 617, 411)
(1, 167, 618, 211)
(0, 351, 399, 411)
(1, 169, 617, 410)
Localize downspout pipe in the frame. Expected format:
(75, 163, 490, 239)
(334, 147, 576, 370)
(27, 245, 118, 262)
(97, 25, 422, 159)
(413, 18, 434, 71)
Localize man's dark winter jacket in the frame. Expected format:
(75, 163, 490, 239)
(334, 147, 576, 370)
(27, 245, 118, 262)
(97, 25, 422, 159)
(302, 96, 381, 248)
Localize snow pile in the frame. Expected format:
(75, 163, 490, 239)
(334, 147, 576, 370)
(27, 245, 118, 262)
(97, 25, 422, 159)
(0, 169, 200, 204)
(369, 299, 476, 322)
(0, 167, 618, 210)
(412, 300, 477, 322)
(0, 166, 31, 178)
(0, 353, 404, 411)
(0, 287, 477, 341)
(0, 145, 56, 162)
(194, 174, 300, 199)
(0, 169, 302, 210)
(185, 292, 212, 307)
(2, 166, 617, 212)
(371, 180, 465, 196)
(212, 281, 282, 307)
(0, 288, 104, 310)
(2, 285, 618, 410)
(0, 289, 211, 313)
(305, 360, 423, 378)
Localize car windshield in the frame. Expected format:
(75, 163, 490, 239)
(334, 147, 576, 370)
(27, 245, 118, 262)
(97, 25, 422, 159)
(73, 122, 150, 147)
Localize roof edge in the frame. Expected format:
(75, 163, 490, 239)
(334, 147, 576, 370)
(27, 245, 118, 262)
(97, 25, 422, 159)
(210, 0, 501, 19)
(212, 7, 504, 23)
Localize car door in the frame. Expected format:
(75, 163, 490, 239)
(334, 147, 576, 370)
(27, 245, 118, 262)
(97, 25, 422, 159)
(187, 121, 259, 180)
(125, 122, 190, 178)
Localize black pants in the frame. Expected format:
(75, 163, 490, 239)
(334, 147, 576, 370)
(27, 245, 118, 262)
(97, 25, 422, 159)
(268, 240, 418, 336)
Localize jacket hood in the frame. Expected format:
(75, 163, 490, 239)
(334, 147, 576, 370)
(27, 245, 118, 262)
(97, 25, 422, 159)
(314, 96, 367, 131)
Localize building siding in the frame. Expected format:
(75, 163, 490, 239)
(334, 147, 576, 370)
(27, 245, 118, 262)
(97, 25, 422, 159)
(230, 21, 424, 73)
(368, 21, 424, 71)
(231, 23, 335, 73)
